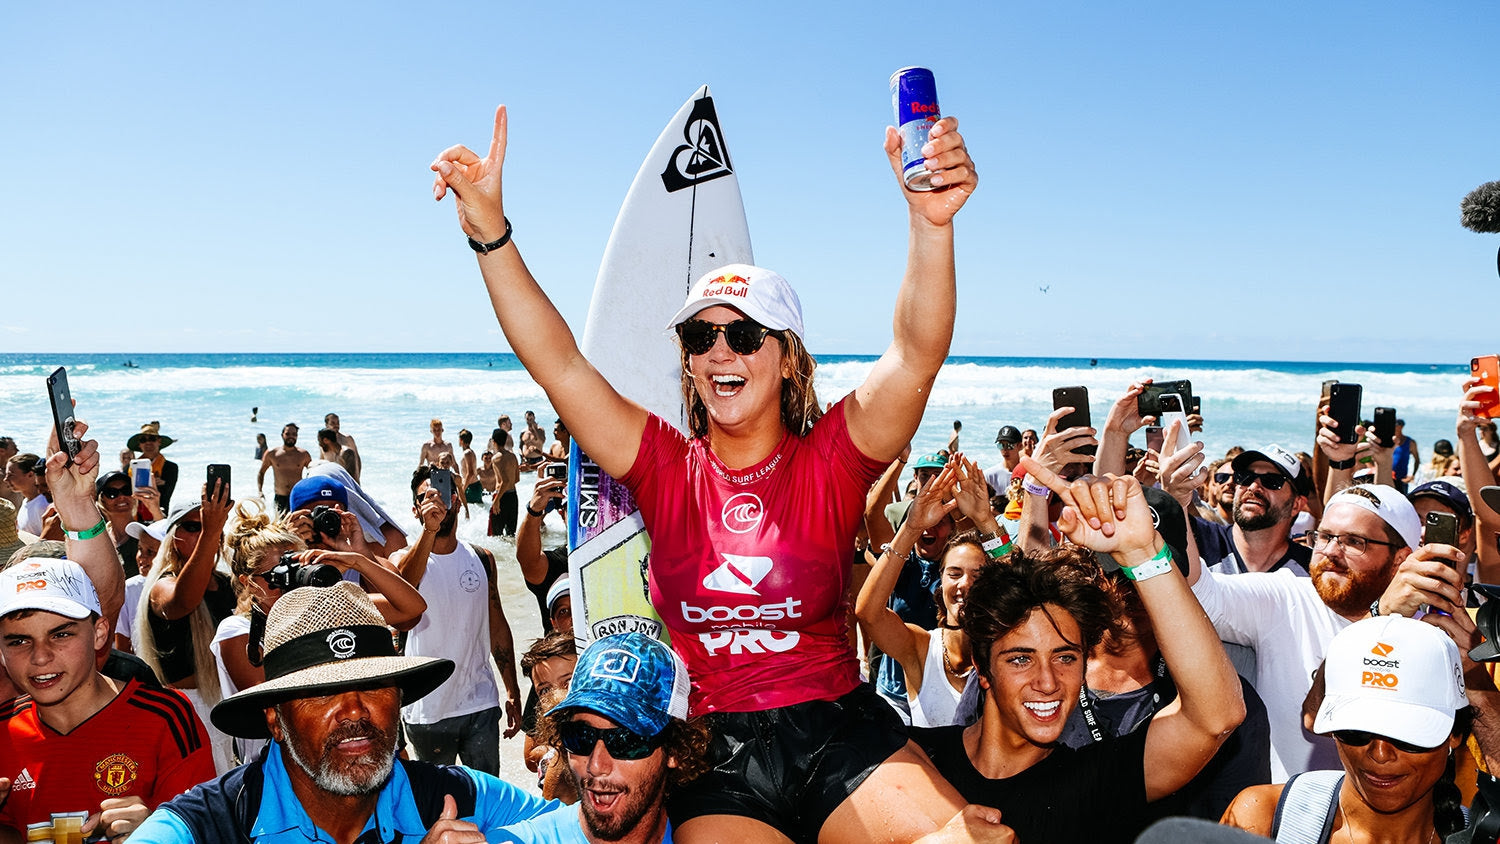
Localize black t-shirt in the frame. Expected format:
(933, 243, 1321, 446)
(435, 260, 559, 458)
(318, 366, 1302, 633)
(1060, 672, 1273, 822)
(1191, 516, 1312, 576)
(524, 547, 570, 634)
(147, 572, 236, 683)
(913, 723, 1153, 844)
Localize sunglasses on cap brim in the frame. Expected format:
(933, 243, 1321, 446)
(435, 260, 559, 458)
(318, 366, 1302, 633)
(676, 318, 780, 356)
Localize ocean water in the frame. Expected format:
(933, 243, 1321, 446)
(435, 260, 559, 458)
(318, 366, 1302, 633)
(0, 353, 1472, 533)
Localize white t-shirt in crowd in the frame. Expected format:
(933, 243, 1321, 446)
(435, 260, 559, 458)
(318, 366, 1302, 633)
(1191, 566, 1350, 783)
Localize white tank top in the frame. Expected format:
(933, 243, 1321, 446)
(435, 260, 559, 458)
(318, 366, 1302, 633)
(909, 629, 972, 728)
(400, 542, 500, 725)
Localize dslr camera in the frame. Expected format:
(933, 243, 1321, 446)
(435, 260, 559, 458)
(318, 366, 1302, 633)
(310, 504, 343, 540)
(263, 552, 341, 590)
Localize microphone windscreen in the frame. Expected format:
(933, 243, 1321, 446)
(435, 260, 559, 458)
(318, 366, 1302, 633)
(1461, 181, 1500, 233)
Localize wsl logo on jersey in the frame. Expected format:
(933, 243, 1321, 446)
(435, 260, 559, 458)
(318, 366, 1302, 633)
(661, 95, 733, 193)
(721, 493, 764, 534)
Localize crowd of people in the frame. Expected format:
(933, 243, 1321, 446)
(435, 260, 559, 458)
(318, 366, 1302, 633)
(0, 102, 1498, 844)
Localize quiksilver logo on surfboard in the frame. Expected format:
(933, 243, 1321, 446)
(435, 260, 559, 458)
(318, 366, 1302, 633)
(661, 96, 733, 193)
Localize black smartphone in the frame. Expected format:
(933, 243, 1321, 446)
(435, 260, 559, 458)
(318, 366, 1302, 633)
(429, 468, 455, 509)
(46, 366, 80, 465)
(1424, 511, 1459, 553)
(1188, 395, 1201, 415)
(1373, 407, 1396, 446)
(1052, 386, 1095, 457)
(1327, 383, 1363, 445)
(207, 464, 231, 500)
(545, 463, 567, 482)
(1137, 380, 1193, 419)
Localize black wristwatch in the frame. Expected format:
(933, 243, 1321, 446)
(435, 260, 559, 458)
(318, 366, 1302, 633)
(1329, 457, 1356, 470)
(525, 503, 545, 518)
(468, 218, 514, 254)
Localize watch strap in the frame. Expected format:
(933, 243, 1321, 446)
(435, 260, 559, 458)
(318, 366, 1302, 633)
(468, 217, 514, 254)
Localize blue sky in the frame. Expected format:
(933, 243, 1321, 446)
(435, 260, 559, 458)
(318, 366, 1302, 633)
(2, 2, 1494, 362)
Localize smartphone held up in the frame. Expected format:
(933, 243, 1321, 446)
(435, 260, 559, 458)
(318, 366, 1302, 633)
(46, 367, 80, 466)
(1473, 355, 1500, 419)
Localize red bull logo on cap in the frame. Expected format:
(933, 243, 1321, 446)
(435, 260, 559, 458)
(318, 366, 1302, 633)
(701, 273, 750, 300)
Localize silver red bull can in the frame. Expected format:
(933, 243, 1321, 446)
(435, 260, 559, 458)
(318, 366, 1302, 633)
(891, 66, 941, 191)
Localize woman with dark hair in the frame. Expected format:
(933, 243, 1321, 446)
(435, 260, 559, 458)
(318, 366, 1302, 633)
(857, 456, 997, 726)
(435, 105, 981, 843)
(1221, 615, 1471, 842)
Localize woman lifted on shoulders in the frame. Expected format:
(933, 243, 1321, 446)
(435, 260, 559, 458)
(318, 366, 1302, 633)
(434, 103, 984, 844)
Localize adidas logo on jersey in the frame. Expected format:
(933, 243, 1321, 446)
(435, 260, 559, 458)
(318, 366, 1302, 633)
(12, 768, 35, 791)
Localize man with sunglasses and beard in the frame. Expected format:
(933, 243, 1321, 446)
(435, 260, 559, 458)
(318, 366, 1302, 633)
(131, 582, 554, 843)
(494, 632, 707, 844)
(1190, 445, 1312, 577)
(1184, 476, 1438, 782)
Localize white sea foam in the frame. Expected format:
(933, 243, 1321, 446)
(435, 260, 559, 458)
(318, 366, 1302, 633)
(0, 356, 1473, 553)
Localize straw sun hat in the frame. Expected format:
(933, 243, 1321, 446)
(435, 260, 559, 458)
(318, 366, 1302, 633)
(126, 421, 175, 451)
(210, 581, 454, 739)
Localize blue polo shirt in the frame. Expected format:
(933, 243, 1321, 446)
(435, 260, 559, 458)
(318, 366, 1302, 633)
(129, 740, 554, 843)
(495, 804, 672, 843)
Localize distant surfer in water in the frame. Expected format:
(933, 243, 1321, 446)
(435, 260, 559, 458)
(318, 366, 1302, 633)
(434, 106, 983, 843)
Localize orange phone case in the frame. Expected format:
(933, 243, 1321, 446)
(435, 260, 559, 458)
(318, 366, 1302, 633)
(1473, 356, 1500, 418)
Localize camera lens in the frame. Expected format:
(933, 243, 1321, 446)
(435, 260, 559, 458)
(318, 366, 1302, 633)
(311, 505, 342, 539)
(294, 563, 342, 588)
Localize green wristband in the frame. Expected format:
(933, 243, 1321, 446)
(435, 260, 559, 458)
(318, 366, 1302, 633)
(64, 518, 108, 541)
(1119, 543, 1174, 582)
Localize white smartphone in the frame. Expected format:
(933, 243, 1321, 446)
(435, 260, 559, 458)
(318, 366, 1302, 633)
(1159, 393, 1193, 454)
(130, 458, 153, 492)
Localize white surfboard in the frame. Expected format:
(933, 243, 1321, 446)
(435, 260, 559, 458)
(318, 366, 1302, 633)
(566, 86, 753, 646)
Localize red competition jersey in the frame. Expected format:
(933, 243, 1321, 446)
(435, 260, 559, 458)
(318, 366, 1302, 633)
(0, 679, 215, 832)
(622, 401, 886, 713)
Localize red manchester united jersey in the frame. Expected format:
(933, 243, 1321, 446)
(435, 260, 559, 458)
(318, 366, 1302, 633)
(0, 679, 215, 833)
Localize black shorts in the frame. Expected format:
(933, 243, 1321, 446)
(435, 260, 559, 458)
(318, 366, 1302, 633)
(666, 682, 908, 843)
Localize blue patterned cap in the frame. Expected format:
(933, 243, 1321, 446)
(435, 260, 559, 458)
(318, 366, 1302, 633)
(553, 632, 691, 738)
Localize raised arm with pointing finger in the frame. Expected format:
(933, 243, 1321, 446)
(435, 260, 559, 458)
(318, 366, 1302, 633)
(434, 102, 983, 844)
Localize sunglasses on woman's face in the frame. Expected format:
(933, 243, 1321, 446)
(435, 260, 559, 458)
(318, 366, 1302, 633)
(1332, 729, 1443, 754)
(100, 486, 131, 499)
(176, 521, 204, 534)
(556, 719, 661, 760)
(676, 318, 777, 356)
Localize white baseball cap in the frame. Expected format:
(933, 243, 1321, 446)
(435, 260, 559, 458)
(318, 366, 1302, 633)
(1231, 444, 1302, 482)
(546, 575, 571, 615)
(1326, 484, 1423, 551)
(1313, 615, 1467, 748)
(0, 559, 102, 620)
(664, 264, 805, 339)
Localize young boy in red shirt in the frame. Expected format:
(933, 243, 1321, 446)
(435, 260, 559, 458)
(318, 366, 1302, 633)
(0, 558, 214, 840)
